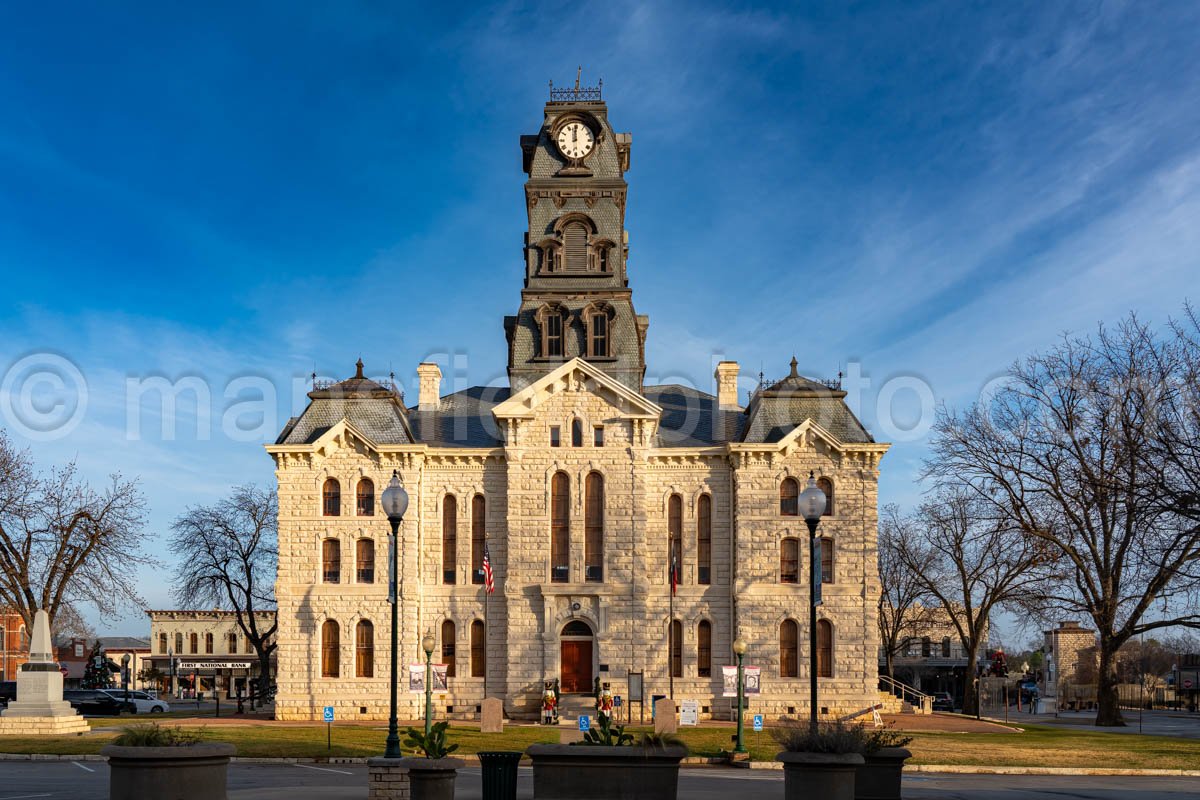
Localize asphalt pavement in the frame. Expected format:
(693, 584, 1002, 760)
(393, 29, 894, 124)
(1, 762, 1197, 799)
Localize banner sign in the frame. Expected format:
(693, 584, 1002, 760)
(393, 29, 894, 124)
(812, 537, 823, 606)
(722, 665, 763, 696)
(408, 664, 449, 693)
(183, 661, 252, 670)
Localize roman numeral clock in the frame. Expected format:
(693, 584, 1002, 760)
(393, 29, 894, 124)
(552, 116, 599, 176)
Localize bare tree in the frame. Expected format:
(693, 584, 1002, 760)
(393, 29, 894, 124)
(893, 489, 1046, 715)
(0, 431, 150, 633)
(877, 504, 933, 680)
(169, 485, 278, 695)
(928, 315, 1200, 725)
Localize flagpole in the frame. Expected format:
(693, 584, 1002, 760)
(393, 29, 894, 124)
(484, 556, 489, 699)
(669, 543, 675, 700)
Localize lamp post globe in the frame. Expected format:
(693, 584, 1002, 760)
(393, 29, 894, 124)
(381, 470, 408, 759)
(799, 472, 827, 525)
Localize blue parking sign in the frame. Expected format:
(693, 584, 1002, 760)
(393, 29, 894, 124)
(752, 714, 763, 732)
(323, 706, 334, 723)
(578, 715, 590, 732)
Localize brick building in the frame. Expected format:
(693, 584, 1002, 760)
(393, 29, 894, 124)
(0, 608, 29, 682)
(267, 84, 890, 722)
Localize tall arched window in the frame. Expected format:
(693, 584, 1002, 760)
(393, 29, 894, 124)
(585, 472, 604, 582)
(322, 538, 341, 584)
(323, 478, 341, 516)
(551, 472, 570, 583)
(205, 632, 214, 654)
(589, 313, 609, 358)
(780, 538, 799, 583)
(537, 305, 566, 357)
(356, 538, 375, 583)
(817, 620, 834, 678)
(670, 620, 683, 678)
(470, 620, 486, 678)
(175, 632, 183, 654)
(189, 633, 198, 654)
(564, 221, 588, 272)
(780, 477, 799, 516)
(356, 620, 374, 678)
(780, 620, 799, 678)
(921, 636, 932, 658)
(471, 495, 486, 585)
(228, 632, 238, 654)
(696, 494, 712, 585)
(697, 620, 712, 678)
(159, 633, 167, 654)
(817, 477, 834, 516)
(321, 620, 339, 678)
(668, 494, 682, 584)
(941, 637, 952, 658)
(571, 418, 584, 447)
(595, 243, 611, 273)
(441, 620, 456, 678)
(442, 495, 457, 585)
(820, 537, 834, 584)
(356, 478, 375, 516)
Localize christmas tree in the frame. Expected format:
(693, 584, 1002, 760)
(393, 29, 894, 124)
(81, 641, 117, 689)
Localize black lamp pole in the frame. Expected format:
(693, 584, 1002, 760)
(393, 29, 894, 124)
(381, 471, 410, 760)
(798, 471, 828, 734)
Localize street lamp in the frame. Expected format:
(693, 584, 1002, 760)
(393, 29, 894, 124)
(381, 470, 409, 759)
(732, 637, 747, 755)
(422, 630, 436, 737)
(121, 653, 131, 711)
(798, 472, 828, 732)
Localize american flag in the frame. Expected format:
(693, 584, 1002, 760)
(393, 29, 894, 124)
(670, 546, 678, 597)
(482, 542, 495, 594)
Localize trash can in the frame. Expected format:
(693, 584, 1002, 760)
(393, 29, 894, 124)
(478, 751, 522, 800)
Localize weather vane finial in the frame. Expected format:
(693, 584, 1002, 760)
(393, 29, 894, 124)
(575, 66, 582, 91)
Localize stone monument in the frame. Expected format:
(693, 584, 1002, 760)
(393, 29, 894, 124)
(0, 609, 89, 734)
(480, 697, 504, 733)
(653, 697, 677, 734)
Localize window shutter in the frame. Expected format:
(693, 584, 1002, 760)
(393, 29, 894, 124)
(564, 224, 587, 272)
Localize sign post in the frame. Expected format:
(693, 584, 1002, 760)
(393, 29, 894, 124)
(578, 715, 590, 733)
(752, 714, 764, 732)
(323, 705, 334, 751)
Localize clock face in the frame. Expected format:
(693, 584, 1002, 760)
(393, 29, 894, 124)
(556, 122, 595, 160)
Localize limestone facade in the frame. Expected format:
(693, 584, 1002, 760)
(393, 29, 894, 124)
(267, 85, 890, 723)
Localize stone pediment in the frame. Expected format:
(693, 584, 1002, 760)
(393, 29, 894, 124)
(492, 358, 661, 422)
(308, 417, 381, 458)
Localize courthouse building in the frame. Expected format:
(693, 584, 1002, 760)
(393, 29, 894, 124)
(267, 84, 890, 721)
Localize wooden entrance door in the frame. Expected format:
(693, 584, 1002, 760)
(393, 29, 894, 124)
(560, 640, 593, 693)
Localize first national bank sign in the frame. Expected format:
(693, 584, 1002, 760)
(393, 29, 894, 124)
(182, 661, 253, 670)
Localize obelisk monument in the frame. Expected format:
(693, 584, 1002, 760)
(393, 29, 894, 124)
(0, 609, 89, 734)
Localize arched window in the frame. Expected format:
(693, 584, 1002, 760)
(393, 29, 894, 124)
(159, 633, 167, 654)
(696, 494, 711, 585)
(323, 478, 341, 517)
(228, 632, 238, 654)
(356, 620, 374, 678)
(670, 620, 683, 678)
(780, 477, 799, 516)
(322, 538, 341, 584)
(442, 495, 457, 585)
(551, 472, 570, 583)
(585, 472, 604, 582)
(356, 478, 375, 516)
(941, 637, 952, 658)
(817, 477, 834, 516)
(175, 632, 183, 654)
(205, 632, 214, 654)
(817, 620, 834, 678)
(921, 636, 932, 658)
(541, 242, 561, 274)
(356, 538, 375, 583)
(780, 538, 799, 583)
(571, 418, 584, 447)
(321, 620, 339, 678)
(589, 313, 609, 358)
(540, 308, 565, 357)
(189, 633, 198, 654)
(441, 620, 456, 678)
(780, 620, 799, 677)
(471, 495, 486, 585)
(564, 221, 588, 272)
(820, 537, 834, 584)
(595, 244, 611, 273)
(668, 494, 682, 585)
(697, 620, 712, 678)
(470, 620, 486, 678)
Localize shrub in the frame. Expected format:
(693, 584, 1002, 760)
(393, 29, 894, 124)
(112, 723, 202, 747)
(863, 726, 913, 754)
(637, 731, 689, 753)
(403, 721, 459, 759)
(573, 715, 633, 747)
(771, 720, 869, 754)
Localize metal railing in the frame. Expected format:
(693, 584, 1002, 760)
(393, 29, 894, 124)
(879, 675, 932, 712)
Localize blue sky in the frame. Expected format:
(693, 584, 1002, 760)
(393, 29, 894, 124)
(2, 2, 1198, 643)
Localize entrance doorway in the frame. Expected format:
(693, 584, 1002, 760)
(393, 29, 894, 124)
(560, 620, 594, 693)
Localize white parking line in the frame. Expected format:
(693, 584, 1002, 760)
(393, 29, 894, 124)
(70, 762, 95, 773)
(293, 763, 354, 775)
(0, 794, 54, 799)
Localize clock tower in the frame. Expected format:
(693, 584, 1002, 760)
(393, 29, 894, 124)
(505, 79, 648, 392)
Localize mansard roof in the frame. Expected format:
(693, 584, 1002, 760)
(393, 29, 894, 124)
(275, 360, 413, 445)
(408, 386, 511, 448)
(740, 359, 873, 445)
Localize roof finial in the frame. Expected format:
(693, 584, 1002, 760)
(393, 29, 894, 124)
(789, 356, 798, 377)
(575, 65, 582, 91)
(355, 358, 364, 379)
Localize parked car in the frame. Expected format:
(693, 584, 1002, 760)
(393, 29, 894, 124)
(100, 689, 169, 714)
(0, 681, 16, 706)
(63, 689, 133, 715)
(931, 692, 955, 712)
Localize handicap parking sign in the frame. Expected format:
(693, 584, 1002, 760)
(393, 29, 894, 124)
(579, 715, 590, 732)
(323, 706, 334, 723)
(752, 714, 764, 732)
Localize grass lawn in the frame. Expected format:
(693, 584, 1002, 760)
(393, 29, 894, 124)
(1, 722, 1198, 769)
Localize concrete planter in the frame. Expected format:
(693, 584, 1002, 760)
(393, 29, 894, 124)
(855, 747, 911, 800)
(526, 744, 687, 799)
(396, 756, 464, 800)
(101, 742, 235, 800)
(776, 751, 864, 800)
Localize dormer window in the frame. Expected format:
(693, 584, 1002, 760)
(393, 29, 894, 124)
(564, 221, 588, 272)
(596, 245, 610, 273)
(540, 242, 562, 274)
(535, 303, 568, 358)
(581, 302, 614, 358)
